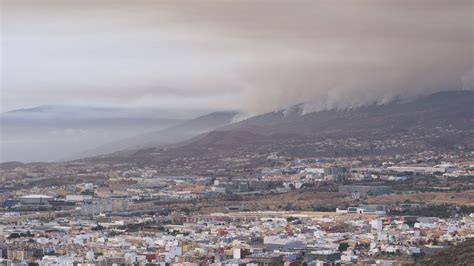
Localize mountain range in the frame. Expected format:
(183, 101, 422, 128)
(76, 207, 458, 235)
(82, 90, 473, 164)
(74, 111, 239, 158)
(223, 90, 473, 139)
(0, 106, 191, 162)
(1, 90, 473, 164)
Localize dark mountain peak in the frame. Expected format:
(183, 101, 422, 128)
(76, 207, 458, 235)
(0, 161, 25, 170)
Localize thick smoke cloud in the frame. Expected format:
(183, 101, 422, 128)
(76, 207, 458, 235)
(2, 0, 473, 113)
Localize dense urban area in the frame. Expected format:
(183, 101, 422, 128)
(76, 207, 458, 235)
(0, 147, 473, 266)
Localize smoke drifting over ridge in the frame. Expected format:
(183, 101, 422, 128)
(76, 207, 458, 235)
(2, 0, 473, 113)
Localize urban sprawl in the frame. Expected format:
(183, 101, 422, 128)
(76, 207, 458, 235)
(0, 150, 473, 265)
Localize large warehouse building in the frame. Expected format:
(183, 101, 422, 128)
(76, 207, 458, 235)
(19, 194, 54, 205)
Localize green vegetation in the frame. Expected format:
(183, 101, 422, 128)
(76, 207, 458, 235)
(7, 231, 33, 239)
(338, 242, 349, 252)
(91, 224, 105, 231)
(416, 238, 474, 265)
(390, 204, 453, 218)
(390, 204, 474, 218)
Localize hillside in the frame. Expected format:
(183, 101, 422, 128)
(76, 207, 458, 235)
(0, 161, 25, 171)
(75, 111, 239, 158)
(223, 90, 473, 139)
(86, 91, 474, 164)
(175, 90, 474, 155)
(417, 238, 474, 265)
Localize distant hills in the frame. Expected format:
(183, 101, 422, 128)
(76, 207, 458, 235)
(75, 111, 240, 158)
(0, 161, 25, 171)
(86, 90, 473, 163)
(3, 90, 473, 164)
(1, 105, 184, 127)
(0, 105, 188, 162)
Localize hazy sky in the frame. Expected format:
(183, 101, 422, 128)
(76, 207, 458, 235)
(2, 0, 473, 113)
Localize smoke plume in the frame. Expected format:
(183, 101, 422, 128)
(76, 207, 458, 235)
(2, 0, 473, 113)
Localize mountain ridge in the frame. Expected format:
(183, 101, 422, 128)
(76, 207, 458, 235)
(73, 111, 240, 159)
(220, 90, 473, 138)
(90, 90, 473, 163)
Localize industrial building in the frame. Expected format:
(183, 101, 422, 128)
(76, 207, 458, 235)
(337, 205, 388, 215)
(18, 194, 53, 205)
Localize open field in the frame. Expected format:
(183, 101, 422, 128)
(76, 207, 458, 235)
(166, 189, 474, 214)
(367, 190, 474, 206)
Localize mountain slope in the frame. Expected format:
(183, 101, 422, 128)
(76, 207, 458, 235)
(222, 90, 473, 139)
(416, 238, 474, 265)
(86, 91, 473, 165)
(75, 111, 239, 158)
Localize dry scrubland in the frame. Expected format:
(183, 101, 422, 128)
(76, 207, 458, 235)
(172, 189, 474, 213)
(367, 190, 474, 206)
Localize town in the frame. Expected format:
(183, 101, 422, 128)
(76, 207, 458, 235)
(2, 0, 473, 264)
(0, 149, 473, 265)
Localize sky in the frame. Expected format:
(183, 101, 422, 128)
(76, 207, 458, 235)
(1, 0, 473, 114)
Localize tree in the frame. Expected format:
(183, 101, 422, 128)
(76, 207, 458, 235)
(92, 224, 104, 231)
(338, 242, 349, 252)
(8, 233, 20, 239)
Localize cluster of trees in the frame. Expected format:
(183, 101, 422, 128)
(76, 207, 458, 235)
(313, 206, 336, 212)
(338, 242, 349, 252)
(8, 231, 33, 239)
(390, 204, 474, 218)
